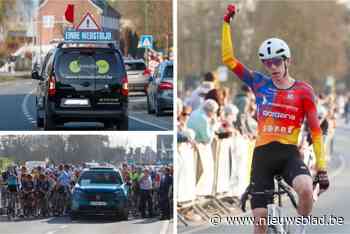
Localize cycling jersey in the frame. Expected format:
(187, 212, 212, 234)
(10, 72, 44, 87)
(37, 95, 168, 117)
(6, 173, 19, 192)
(22, 181, 34, 192)
(36, 180, 50, 191)
(222, 22, 326, 170)
(57, 170, 71, 187)
(6, 174, 18, 187)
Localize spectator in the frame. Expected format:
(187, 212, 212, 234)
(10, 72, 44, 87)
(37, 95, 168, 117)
(233, 85, 252, 135)
(159, 167, 172, 220)
(178, 103, 195, 143)
(219, 104, 239, 137)
(187, 99, 219, 144)
(138, 169, 153, 218)
(185, 72, 216, 110)
(205, 88, 225, 117)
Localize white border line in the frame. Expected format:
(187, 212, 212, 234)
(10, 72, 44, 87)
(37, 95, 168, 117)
(21, 88, 36, 127)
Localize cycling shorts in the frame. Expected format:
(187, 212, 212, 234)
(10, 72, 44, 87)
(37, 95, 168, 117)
(250, 141, 311, 209)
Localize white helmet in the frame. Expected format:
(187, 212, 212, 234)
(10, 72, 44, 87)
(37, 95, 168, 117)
(258, 38, 291, 60)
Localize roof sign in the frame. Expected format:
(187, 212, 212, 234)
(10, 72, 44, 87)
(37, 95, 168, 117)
(64, 29, 112, 42)
(76, 12, 101, 31)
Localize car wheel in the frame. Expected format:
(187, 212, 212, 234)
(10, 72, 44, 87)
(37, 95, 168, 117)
(44, 104, 56, 130)
(147, 94, 155, 114)
(116, 116, 128, 130)
(36, 109, 44, 128)
(155, 98, 163, 117)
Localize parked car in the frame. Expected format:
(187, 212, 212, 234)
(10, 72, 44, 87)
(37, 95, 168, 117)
(124, 59, 150, 95)
(32, 41, 128, 130)
(146, 60, 173, 116)
(70, 167, 129, 220)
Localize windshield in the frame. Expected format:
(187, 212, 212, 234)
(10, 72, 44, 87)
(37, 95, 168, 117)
(78, 171, 123, 185)
(57, 50, 123, 80)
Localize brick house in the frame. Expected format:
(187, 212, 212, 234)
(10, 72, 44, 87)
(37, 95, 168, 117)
(35, 0, 121, 48)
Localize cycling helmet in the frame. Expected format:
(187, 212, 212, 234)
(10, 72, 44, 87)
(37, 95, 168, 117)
(258, 38, 291, 60)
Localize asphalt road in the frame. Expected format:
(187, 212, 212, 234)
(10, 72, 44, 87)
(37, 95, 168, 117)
(179, 120, 350, 234)
(0, 215, 173, 234)
(0, 79, 173, 131)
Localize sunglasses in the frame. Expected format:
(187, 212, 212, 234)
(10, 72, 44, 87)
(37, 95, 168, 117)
(262, 57, 284, 68)
(181, 112, 191, 116)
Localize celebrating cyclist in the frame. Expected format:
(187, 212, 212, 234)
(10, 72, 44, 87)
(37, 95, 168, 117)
(222, 4, 329, 234)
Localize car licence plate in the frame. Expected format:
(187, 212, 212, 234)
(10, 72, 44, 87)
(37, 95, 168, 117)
(62, 99, 90, 106)
(90, 201, 107, 206)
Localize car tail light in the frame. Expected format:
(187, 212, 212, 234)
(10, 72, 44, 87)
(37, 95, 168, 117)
(158, 81, 173, 91)
(143, 68, 151, 76)
(121, 75, 128, 96)
(48, 75, 56, 96)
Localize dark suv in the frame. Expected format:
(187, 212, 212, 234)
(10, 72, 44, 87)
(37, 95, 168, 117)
(32, 42, 128, 130)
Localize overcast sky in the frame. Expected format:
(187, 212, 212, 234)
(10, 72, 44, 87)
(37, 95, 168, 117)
(108, 134, 156, 151)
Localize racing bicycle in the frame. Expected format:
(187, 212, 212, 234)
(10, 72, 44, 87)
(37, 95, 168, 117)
(241, 175, 320, 234)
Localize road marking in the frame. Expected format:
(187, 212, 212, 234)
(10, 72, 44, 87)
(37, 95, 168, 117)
(128, 115, 169, 130)
(60, 225, 68, 229)
(21, 88, 36, 127)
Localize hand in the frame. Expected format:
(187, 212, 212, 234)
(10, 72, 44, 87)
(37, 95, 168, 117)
(224, 4, 237, 23)
(315, 170, 329, 192)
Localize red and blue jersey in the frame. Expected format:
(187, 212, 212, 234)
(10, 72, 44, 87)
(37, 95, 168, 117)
(222, 22, 326, 170)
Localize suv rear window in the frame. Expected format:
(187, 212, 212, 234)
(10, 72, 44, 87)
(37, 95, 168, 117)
(125, 62, 146, 71)
(79, 171, 123, 185)
(56, 50, 124, 79)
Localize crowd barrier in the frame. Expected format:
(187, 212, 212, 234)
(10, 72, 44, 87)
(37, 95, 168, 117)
(177, 132, 333, 225)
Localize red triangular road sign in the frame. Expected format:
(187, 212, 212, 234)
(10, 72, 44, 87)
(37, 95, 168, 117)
(76, 12, 101, 31)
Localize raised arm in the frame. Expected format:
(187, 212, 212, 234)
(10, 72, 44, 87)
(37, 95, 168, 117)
(222, 4, 254, 89)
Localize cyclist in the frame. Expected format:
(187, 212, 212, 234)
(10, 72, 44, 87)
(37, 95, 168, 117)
(222, 4, 329, 234)
(5, 165, 19, 193)
(4, 165, 19, 217)
(56, 164, 72, 214)
(21, 174, 35, 217)
(36, 174, 50, 216)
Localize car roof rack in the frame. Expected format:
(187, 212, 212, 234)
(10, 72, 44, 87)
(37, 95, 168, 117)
(57, 41, 117, 49)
